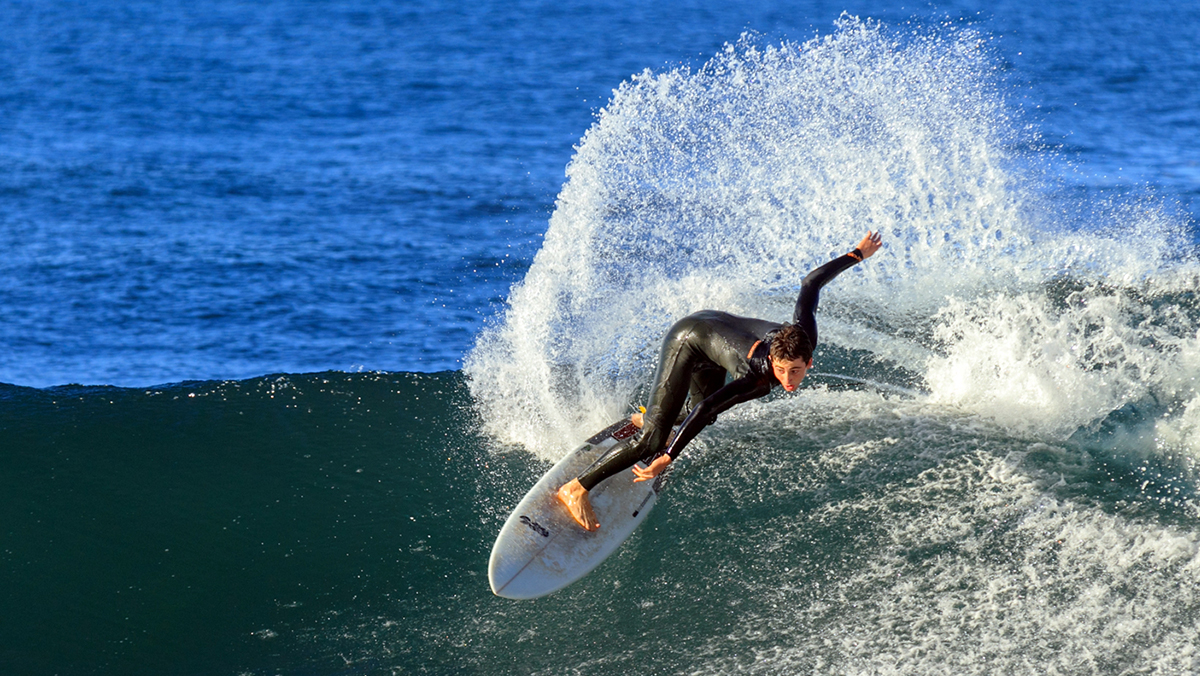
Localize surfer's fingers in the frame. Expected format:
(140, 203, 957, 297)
(856, 231, 883, 258)
(632, 455, 669, 482)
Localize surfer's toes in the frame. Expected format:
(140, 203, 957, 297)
(556, 479, 600, 531)
(631, 412, 644, 429)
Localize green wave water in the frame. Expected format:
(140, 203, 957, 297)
(1, 372, 527, 674)
(6, 363, 1200, 674)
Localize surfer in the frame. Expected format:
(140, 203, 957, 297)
(556, 231, 884, 531)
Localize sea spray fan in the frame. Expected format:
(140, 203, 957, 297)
(467, 19, 1023, 457)
(466, 17, 1186, 460)
(467, 18, 1032, 458)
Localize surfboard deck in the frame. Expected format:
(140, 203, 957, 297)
(488, 418, 664, 600)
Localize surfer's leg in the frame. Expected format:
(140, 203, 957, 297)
(575, 316, 706, 492)
(639, 317, 711, 438)
(574, 431, 661, 493)
(558, 314, 724, 531)
(688, 367, 726, 411)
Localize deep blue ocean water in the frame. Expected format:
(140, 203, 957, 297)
(3, 0, 1197, 388)
(4, 1, 1200, 674)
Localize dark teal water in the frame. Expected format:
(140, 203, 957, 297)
(1, 372, 516, 674)
(7, 367, 1200, 674)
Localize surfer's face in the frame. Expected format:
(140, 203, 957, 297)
(771, 356, 812, 392)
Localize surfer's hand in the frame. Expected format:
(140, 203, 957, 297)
(855, 230, 883, 259)
(632, 454, 672, 482)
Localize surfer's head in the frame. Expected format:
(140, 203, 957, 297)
(770, 324, 812, 362)
(769, 325, 813, 392)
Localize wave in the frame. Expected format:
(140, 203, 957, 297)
(0, 371, 512, 674)
(7, 367, 1200, 673)
(465, 16, 1193, 476)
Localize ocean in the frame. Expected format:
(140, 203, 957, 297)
(3, 1, 1200, 674)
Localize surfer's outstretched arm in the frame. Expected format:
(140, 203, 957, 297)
(792, 231, 882, 342)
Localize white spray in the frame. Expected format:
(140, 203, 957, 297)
(466, 16, 1192, 465)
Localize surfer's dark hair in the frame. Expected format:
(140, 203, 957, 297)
(769, 324, 812, 363)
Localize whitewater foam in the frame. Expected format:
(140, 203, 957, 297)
(663, 392, 1200, 675)
(467, 16, 1190, 467)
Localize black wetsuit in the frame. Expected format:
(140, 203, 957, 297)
(577, 251, 862, 491)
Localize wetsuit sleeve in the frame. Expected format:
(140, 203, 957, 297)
(664, 375, 772, 459)
(793, 253, 861, 345)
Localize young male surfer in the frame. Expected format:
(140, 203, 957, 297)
(556, 231, 884, 531)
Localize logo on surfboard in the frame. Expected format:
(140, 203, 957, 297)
(519, 515, 550, 537)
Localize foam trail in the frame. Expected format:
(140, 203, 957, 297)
(466, 16, 1189, 461)
(679, 391, 1200, 674)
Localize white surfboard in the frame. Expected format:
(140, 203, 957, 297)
(488, 418, 664, 600)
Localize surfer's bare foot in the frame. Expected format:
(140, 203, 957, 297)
(631, 412, 644, 428)
(556, 479, 599, 531)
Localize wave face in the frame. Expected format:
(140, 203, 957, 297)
(1, 372, 540, 675)
(7, 370, 1200, 674)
